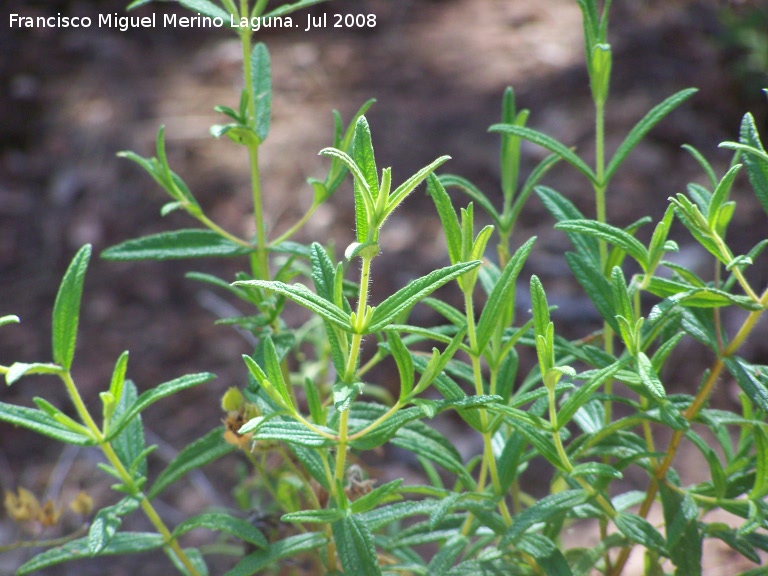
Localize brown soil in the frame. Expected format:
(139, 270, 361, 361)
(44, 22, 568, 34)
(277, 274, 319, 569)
(1, 0, 767, 574)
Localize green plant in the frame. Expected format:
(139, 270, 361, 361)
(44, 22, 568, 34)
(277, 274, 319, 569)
(3, 0, 768, 574)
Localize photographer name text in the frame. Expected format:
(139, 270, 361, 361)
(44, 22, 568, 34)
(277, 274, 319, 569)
(8, 12, 376, 32)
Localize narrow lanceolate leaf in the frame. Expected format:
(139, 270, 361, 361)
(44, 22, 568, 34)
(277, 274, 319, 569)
(17, 532, 164, 575)
(708, 164, 742, 229)
(750, 425, 768, 499)
(723, 356, 768, 412)
(737, 112, 768, 218)
(52, 244, 91, 370)
(0, 401, 94, 446)
(517, 533, 574, 576)
(385, 155, 452, 220)
(351, 479, 403, 514)
(636, 352, 666, 400)
(250, 42, 271, 141)
(475, 237, 536, 352)
(102, 230, 251, 261)
(604, 88, 697, 182)
(555, 220, 649, 270)
(439, 174, 501, 230)
(368, 261, 481, 332)
(558, 362, 622, 428)
(489, 124, 597, 184)
(0, 314, 19, 327)
(502, 490, 589, 545)
(333, 514, 382, 576)
(536, 186, 600, 266)
(110, 380, 148, 479)
(233, 279, 350, 330)
(614, 512, 668, 555)
(310, 242, 337, 301)
(149, 427, 235, 500)
(427, 174, 463, 264)
(565, 252, 620, 334)
(5, 362, 63, 385)
(173, 512, 268, 548)
(88, 495, 142, 554)
(106, 373, 216, 441)
(223, 532, 328, 576)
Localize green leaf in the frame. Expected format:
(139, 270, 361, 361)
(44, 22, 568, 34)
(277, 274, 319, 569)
(250, 42, 271, 141)
(223, 532, 328, 576)
(103, 351, 129, 424)
(368, 261, 481, 332)
(102, 230, 251, 261)
(685, 429, 727, 499)
(5, 362, 63, 385)
(682, 144, 718, 188)
(569, 462, 622, 479)
(31, 398, 91, 438)
(440, 174, 501, 230)
(475, 237, 536, 352)
(351, 479, 403, 514)
(179, 0, 231, 21)
(0, 401, 93, 445)
(52, 244, 91, 370)
(614, 512, 667, 555)
(282, 508, 344, 524)
(110, 380, 148, 479)
(723, 357, 768, 412)
(736, 112, 768, 218)
(173, 512, 267, 548)
(643, 277, 763, 311)
(529, 274, 551, 340)
(0, 314, 19, 327)
(17, 532, 164, 575)
(264, 336, 293, 409)
(149, 426, 235, 500)
(502, 490, 589, 544)
(428, 174, 464, 264)
(310, 242, 337, 301)
(384, 155, 452, 224)
(332, 514, 382, 576)
(252, 418, 334, 448)
(750, 425, 768, 499)
(107, 373, 216, 440)
(708, 164, 742, 229)
(605, 88, 697, 182)
(559, 364, 623, 429)
(636, 352, 666, 400)
(490, 125, 597, 184)
(88, 495, 142, 554)
(517, 533, 574, 576)
(556, 220, 648, 270)
(387, 331, 414, 402)
(536, 186, 599, 266)
(233, 279, 350, 330)
(352, 116, 379, 240)
(565, 252, 620, 334)
(427, 534, 468, 574)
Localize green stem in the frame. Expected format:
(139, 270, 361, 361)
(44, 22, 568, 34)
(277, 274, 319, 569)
(333, 255, 374, 499)
(239, 7, 269, 281)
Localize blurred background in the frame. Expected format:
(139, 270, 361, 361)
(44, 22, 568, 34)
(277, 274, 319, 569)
(1, 0, 767, 574)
